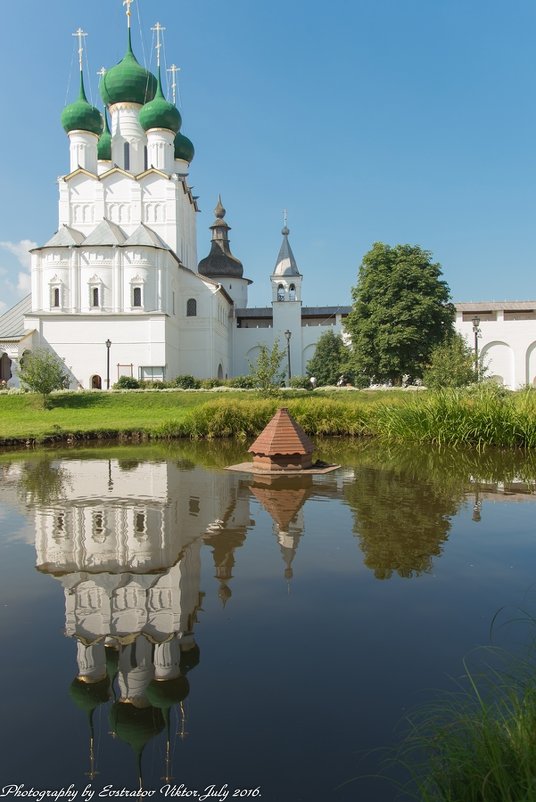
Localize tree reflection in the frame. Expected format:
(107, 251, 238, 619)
(345, 466, 461, 579)
(17, 458, 69, 507)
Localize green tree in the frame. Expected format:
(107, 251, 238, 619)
(423, 333, 478, 389)
(18, 348, 69, 407)
(306, 329, 350, 386)
(344, 243, 454, 385)
(248, 341, 285, 396)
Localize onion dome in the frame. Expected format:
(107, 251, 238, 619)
(99, 29, 157, 107)
(174, 131, 195, 162)
(139, 69, 181, 133)
(179, 643, 200, 675)
(109, 703, 165, 753)
(69, 676, 110, 714)
(61, 72, 103, 136)
(198, 197, 244, 279)
(97, 110, 112, 160)
(146, 676, 190, 710)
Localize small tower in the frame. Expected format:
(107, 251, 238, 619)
(99, 9, 157, 174)
(198, 197, 251, 307)
(139, 23, 181, 174)
(61, 29, 103, 173)
(97, 107, 113, 174)
(167, 64, 195, 176)
(271, 220, 303, 377)
(271, 221, 302, 304)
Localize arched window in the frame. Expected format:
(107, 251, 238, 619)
(52, 287, 60, 308)
(124, 142, 130, 171)
(289, 284, 296, 301)
(186, 298, 197, 317)
(133, 287, 142, 308)
(144, 146, 148, 171)
(277, 284, 285, 302)
(92, 287, 99, 308)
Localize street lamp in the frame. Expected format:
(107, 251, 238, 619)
(472, 317, 480, 381)
(284, 329, 292, 385)
(105, 339, 112, 389)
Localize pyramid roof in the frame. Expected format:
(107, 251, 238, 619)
(272, 228, 300, 278)
(43, 225, 85, 248)
(124, 223, 169, 249)
(248, 408, 314, 457)
(83, 219, 127, 246)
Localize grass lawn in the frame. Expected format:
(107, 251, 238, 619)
(0, 390, 236, 441)
(0, 388, 410, 444)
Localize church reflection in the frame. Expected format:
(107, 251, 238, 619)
(27, 457, 331, 784)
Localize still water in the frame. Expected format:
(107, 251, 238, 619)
(1, 440, 536, 801)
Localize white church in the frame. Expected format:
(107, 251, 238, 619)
(0, 13, 534, 390)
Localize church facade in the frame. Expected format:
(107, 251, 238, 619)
(0, 18, 534, 390)
(0, 20, 347, 389)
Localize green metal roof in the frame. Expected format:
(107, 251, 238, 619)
(174, 131, 195, 162)
(97, 111, 112, 160)
(139, 70, 181, 134)
(61, 72, 103, 136)
(99, 29, 157, 107)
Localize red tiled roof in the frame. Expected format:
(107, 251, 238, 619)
(248, 408, 314, 457)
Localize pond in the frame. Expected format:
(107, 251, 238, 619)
(1, 440, 536, 801)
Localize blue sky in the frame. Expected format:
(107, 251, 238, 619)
(0, 0, 534, 314)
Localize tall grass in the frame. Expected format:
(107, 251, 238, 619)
(391, 650, 536, 801)
(369, 386, 536, 449)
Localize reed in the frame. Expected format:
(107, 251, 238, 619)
(391, 652, 536, 801)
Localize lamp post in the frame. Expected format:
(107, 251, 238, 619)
(105, 339, 112, 390)
(284, 329, 292, 386)
(472, 317, 480, 381)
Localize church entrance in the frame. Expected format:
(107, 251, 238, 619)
(91, 375, 102, 389)
(0, 352, 12, 385)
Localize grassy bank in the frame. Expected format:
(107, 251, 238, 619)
(1, 386, 535, 448)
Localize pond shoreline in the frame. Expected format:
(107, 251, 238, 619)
(1, 387, 536, 450)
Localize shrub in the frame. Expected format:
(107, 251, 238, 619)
(227, 375, 256, 389)
(290, 375, 312, 390)
(17, 348, 69, 407)
(113, 375, 141, 390)
(248, 341, 286, 395)
(172, 375, 200, 389)
(199, 378, 223, 389)
(423, 333, 478, 389)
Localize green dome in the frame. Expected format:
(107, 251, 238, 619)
(100, 30, 157, 107)
(174, 132, 195, 162)
(69, 677, 110, 714)
(139, 70, 181, 134)
(109, 703, 165, 754)
(145, 676, 190, 710)
(62, 73, 103, 136)
(97, 111, 112, 160)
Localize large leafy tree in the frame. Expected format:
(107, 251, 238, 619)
(344, 243, 455, 384)
(306, 329, 349, 386)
